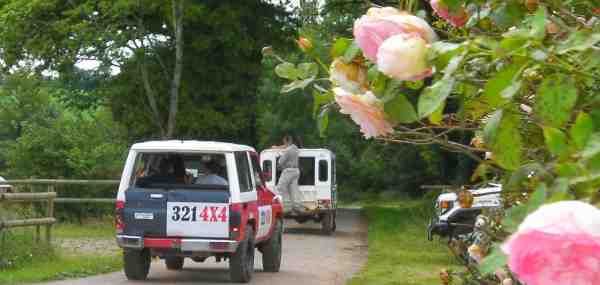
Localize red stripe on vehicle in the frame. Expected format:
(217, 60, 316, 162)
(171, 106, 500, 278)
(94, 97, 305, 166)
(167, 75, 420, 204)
(144, 238, 181, 248)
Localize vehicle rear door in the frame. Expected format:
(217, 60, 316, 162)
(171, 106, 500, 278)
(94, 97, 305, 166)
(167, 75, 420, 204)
(165, 153, 232, 239)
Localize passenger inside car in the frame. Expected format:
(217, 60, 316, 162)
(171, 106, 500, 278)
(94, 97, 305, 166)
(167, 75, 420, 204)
(195, 159, 228, 186)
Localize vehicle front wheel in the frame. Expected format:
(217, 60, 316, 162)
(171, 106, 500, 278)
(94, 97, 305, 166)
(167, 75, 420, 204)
(165, 256, 184, 270)
(261, 219, 283, 272)
(321, 212, 334, 235)
(123, 248, 151, 280)
(230, 225, 255, 283)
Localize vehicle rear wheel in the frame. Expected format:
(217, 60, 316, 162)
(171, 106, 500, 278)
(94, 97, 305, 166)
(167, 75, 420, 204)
(165, 256, 184, 270)
(123, 248, 151, 280)
(230, 225, 255, 283)
(262, 219, 283, 272)
(321, 212, 334, 235)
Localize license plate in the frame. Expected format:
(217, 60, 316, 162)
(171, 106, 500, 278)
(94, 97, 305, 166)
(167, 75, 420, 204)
(134, 212, 154, 220)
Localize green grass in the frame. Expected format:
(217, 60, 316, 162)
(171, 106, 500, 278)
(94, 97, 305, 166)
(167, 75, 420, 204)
(54, 218, 114, 239)
(349, 200, 459, 285)
(0, 254, 122, 284)
(0, 219, 121, 284)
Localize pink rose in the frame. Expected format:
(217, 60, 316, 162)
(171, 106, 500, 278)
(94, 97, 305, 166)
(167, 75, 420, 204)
(376, 34, 432, 81)
(430, 0, 469, 28)
(353, 7, 437, 62)
(502, 201, 600, 285)
(333, 87, 394, 138)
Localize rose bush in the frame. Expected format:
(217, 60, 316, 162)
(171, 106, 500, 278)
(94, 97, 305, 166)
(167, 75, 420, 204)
(267, 0, 600, 283)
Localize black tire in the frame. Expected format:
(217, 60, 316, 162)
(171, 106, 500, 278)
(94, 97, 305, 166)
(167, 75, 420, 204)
(262, 219, 283, 272)
(321, 212, 334, 235)
(165, 256, 184, 270)
(230, 225, 255, 283)
(123, 248, 151, 280)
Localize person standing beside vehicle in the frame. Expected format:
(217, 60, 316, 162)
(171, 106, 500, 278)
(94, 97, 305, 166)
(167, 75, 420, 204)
(272, 135, 302, 213)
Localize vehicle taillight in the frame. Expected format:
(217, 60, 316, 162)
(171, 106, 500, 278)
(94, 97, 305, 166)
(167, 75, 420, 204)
(318, 199, 331, 208)
(115, 200, 125, 234)
(229, 204, 242, 240)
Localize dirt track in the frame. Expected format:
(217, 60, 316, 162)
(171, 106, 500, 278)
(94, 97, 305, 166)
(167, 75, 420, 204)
(40, 208, 368, 285)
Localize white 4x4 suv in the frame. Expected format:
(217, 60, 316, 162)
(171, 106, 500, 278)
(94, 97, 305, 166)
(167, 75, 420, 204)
(115, 141, 283, 283)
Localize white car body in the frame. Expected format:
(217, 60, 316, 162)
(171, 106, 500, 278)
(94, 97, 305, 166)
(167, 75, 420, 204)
(428, 183, 502, 240)
(259, 148, 337, 213)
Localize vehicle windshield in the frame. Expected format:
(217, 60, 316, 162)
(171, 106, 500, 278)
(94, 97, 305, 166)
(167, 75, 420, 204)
(129, 152, 229, 190)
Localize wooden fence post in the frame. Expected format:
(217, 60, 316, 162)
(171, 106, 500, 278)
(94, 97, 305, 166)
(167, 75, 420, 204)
(46, 185, 55, 244)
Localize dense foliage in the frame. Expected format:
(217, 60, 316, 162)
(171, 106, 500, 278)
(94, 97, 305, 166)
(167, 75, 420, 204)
(269, 0, 600, 284)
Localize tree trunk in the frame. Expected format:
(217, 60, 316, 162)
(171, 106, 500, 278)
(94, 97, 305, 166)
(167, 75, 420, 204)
(139, 61, 166, 137)
(166, 0, 184, 139)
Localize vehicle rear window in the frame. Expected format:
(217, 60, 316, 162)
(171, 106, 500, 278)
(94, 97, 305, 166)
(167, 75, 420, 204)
(130, 152, 229, 189)
(318, 160, 328, 182)
(298, 157, 315, 186)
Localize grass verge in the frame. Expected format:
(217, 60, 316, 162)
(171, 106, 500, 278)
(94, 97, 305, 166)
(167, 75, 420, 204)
(53, 218, 114, 239)
(0, 254, 122, 284)
(349, 200, 459, 285)
(0, 219, 121, 284)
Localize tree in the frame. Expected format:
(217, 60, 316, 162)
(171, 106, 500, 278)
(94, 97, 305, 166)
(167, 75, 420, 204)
(0, 0, 293, 140)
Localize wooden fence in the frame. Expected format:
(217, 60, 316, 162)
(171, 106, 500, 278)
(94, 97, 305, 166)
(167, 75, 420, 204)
(5, 179, 119, 204)
(0, 191, 56, 243)
(1, 179, 120, 244)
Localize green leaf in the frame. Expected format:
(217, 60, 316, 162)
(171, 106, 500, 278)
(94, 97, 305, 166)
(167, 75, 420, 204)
(297, 63, 318, 79)
(429, 100, 446, 125)
(483, 109, 522, 170)
(557, 32, 600, 54)
(442, 52, 465, 79)
(571, 112, 594, 150)
(543, 127, 569, 158)
(318, 108, 329, 138)
(417, 78, 455, 119)
(275, 62, 299, 80)
(548, 178, 572, 202)
(481, 63, 525, 113)
(490, 1, 526, 30)
(535, 74, 578, 128)
(504, 184, 546, 232)
(330, 38, 352, 58)
(581, 133, 600, 159)
(555, 163, 581, 178)
(281, 77, 314, 93)
(312, 90, 334, 118)
(342, 41, 360, 63)
(384, 94, 418, 124)
(478, 245, 507, 275)
(530, 6, 546, 40)
(428, 42, 463, 72)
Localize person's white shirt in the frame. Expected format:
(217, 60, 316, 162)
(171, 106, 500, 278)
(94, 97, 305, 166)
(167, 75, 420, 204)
(195, 174, 228, 186)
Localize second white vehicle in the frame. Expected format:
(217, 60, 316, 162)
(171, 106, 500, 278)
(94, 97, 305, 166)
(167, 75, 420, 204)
(260, 148, 337, 235)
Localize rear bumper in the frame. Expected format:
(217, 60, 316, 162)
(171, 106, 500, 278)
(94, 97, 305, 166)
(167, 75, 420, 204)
(116, 235, 239, 253)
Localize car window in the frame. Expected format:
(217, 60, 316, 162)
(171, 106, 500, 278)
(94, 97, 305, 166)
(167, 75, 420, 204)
(298, 157, 315, 186)
(250, 155, 263, 187)
(318, 160, 328, 182)
(262, 160, 272, 182)
(235, 152, 253, 193)
(130, 152, 228, 189)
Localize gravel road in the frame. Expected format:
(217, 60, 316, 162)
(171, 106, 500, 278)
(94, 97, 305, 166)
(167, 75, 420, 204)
(40, 208, 368, 285)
